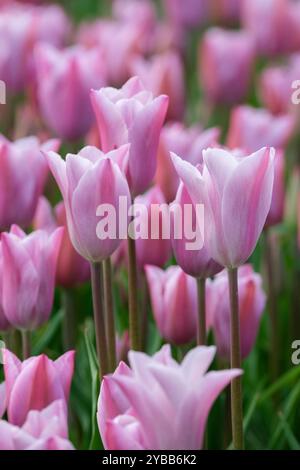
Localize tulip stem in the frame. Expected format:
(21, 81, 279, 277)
(227, 267, 244, 450)
(90, 262, 109, 380)
(21, 330, 31, 359)
(265, 229, 279, 380)
(103, 258, 117, 372)
(62, 288, 76, 350)
(127, 234, 140, 351)
(197, 277, 206, 345)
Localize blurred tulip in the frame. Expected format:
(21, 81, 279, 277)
(199, 28, 255, 105)
(1, 225, 63, 330)
(0, 246, 10, 332)
(163, 0, 208, 29)
(34, 197, 90, 288)
(131, 51, 185, 121)
(266, 151, 285, 227)
(145, 265, 197, 344)
(172, 147, 275, 268)
(91, 76, 168, 196)
(0, 400, 74, 450)
(116, 331, 130, 364)
(134, 186, 172, 269)
(210, 0, 241, 24)
(0, 2, 70, 92)
(227, 106, 294, 152)
(45, 145, 131, 263)
(171, 183, 222, 278)
(3, 349, 75, 426)
(210, 265, 266, 360)
(35, 44, 107, 141)
(98, 344, 241, 449)
(0, 135, 59, 230)
(155, 123, 219, 202)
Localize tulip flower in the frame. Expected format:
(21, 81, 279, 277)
(98, 344, 241, 450)
(172, 147, 275, 269)
(130, 51, 185, 121)
(134, 186, 172, 269)
(2, 349, 75, 426)
(210, 0, 241, 24)
(34, 197, 90, 288)
(172, 147, 274, 448)
(0, 2, 70, 92)
(163, 0, 208, 30)
(145, 265, 198, 345)
(155, 123, 220, 202)
(0, 135, 59, 230)
(266, 151, 285, 227)
(35, 44, 107, 141)
(199, 28, 255, 105)
(0, 400, 74, 450)
(210, 265, 266, 360)
(227, 106, 294, 152)
(91, 76, 169, 196)
(45, 145, 131, 263)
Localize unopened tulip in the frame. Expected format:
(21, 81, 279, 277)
(0, 2, 70, 92)
(35, 44, 107, 141)
(34, 197, 90, 288)
(266, 151, 285, 227)
(172, 147, 275, 268)
(155, 123, 219, 202)
(227, 106, 294, 153)
(171, 183, 222, 278)
(130, 52, 185, 121)
(199, 28, 254, 105)
(45, 145, 131, 263)
(98, 344, 241, 449)
(1, 225, 63, 330)
(91, 76, 169, 196)
(3, 349, 75, 426)
(0, 400, 74, 450)
(0, 135, 59, 230)
(145, 265, 198, 344)
(134, 187, 172, 269)
(210, 265, 266, 360)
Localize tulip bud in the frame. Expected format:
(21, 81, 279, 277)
(210, 265, 266, 360)
(91, 76, 169, 196)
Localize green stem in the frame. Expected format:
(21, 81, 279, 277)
(127, 234, 139, 351)
(21, 330, 31, 359)
(265, 229, 279, 380)
(228, 267, 244, 450)
(62, 288, 76, 350)
(90, 262, 109, 380)
(197, 277, 206, 345)
(103, 258, 117, 372)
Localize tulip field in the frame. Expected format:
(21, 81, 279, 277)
(1, 0, 300, 454)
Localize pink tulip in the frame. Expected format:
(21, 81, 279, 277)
(0, 243, 10, 332)
(171, 183, 222, 278)
(210, 265, 266, 360)
(98, 344, 241, 449)
(227, 106, 294, 153)
(145, 265, 197, 344)
(0, 135, 59, 230)
(134, 186, 172, 269)
(130, 51, 185, 121)
(1, 225, 63, 330)
(91, 76, 169, 196)
(265, 150, 285, 227)
(34, 197, 90, 288)
(45, 145, 131, 263)
(2, 349, 75, 426)
(35, 44, 107, 141)
(210, 0, 241, 24)
(155, 123, 220, 202)
(172, 147, 275, 268)
(163, 0, 208, 29)
(116, 331, 130, 364)
(199, 27, 255, 105)
(0, 2, 70, 92)
(0, 400, 74, 450)
(0, 382, 6, 418)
